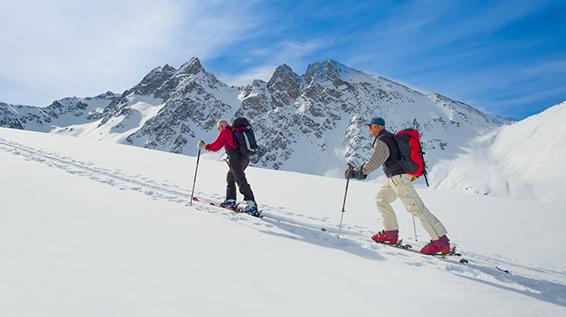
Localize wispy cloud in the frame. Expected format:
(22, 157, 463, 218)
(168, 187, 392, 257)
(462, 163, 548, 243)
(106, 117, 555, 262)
(518, 60, 566, 77)
(216, 40, 328, 86)
(0, 0, 564, 119)
(0, 0, 260, 106)
(219, 65, 277, 86)
(341, 0, 566, 118)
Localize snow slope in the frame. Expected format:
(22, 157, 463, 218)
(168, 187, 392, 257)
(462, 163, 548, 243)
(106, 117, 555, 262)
(431, 100, 566, 203)
(1, 128, 565, 316)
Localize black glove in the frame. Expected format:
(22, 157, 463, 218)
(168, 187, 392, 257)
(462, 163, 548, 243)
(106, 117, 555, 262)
(345, 164, 367, 180)
(355, 164, 368, 180)
(344, 165, 355, 179)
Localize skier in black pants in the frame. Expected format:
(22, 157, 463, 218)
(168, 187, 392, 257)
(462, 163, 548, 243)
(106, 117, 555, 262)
(197, 119, 259, 216)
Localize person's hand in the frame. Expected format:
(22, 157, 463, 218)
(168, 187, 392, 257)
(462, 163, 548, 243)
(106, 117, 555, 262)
(197, 140, 207, 150)
(345, 165, 355, 179)
(345, 164, 367, 180)
(355, 164, 368, 180)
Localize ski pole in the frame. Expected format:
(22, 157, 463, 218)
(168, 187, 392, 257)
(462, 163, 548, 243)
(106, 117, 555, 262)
(337, 177, 350, 239)
(189, 148, 201, 206)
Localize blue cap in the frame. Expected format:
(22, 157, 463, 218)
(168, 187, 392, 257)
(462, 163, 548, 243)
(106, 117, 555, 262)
(368, 117, 385, 127)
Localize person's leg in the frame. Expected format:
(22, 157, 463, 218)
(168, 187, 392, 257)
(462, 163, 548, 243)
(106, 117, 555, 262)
(225, 165, 237, 201)
(391, 174, 447, 240)
(375, 179, 399, 230)
(229, 155, 255, 202)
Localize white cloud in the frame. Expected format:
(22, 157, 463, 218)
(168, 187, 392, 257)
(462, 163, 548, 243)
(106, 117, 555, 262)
(218, 40, 328, 86)
(518, 60, 566, 77)
(0, 0, 260, 106)
(219, 65, 277, 86)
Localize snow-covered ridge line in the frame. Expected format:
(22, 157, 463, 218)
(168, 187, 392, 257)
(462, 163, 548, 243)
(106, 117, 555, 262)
(3, 57, 564, 204)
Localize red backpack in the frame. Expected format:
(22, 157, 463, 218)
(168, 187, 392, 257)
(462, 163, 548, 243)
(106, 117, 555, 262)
(394, 129, 429, 185)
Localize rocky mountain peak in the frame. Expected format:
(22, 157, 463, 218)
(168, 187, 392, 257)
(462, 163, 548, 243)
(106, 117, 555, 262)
(0, 56, 506, 180)
(267, 64, 302, 108)
(162, 64, 176, 73)
(271, 64, 298, 79)
(177, 57, 204, 76)
(269, 64, 301, 85)
(304, 59, 356, 85)
(126, 64, 177, 97)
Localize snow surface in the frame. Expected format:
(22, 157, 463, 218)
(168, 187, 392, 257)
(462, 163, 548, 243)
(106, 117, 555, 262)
(1, 127, 565, 316)
(430, 100, 566, 203)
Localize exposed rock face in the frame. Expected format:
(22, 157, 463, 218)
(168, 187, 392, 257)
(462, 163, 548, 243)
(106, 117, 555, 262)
(0, 58, 503, 176)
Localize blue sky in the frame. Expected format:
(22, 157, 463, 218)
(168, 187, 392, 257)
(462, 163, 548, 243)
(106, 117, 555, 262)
(1, 0, 565, 119)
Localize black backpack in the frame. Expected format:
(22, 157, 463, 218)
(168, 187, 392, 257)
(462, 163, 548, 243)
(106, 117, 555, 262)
(231, 117, 258, 157)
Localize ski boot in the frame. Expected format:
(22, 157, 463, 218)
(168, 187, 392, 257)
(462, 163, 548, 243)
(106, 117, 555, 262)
(371, 230, 399, 244)
(220, 199, 238, 210)
(420, 235, 451, 255)
(241, 200, 261, 217)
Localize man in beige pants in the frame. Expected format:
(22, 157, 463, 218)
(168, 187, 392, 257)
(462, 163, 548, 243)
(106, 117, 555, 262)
(345, 117, 451, 255)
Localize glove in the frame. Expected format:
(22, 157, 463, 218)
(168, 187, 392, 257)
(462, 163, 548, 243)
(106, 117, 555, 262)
(345, 164, 367, 180)
(355, 165, 368, 180)
(345, 165, 355, 179)
(197, 140, 207, 150)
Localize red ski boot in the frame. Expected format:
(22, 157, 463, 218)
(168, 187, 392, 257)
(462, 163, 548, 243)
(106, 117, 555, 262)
(371, 230, 399, 244)
(420, 235, 451, 255)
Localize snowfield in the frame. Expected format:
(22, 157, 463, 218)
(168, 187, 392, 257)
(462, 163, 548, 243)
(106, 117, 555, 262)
(1, 127, 565, 316)
(430, 100, 566, 204)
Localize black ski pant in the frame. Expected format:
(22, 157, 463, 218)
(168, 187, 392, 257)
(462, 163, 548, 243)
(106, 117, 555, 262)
(226, 154, 255, 202)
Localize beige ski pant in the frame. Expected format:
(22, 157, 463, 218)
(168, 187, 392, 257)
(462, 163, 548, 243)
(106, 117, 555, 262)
(376, 174, 447, 240)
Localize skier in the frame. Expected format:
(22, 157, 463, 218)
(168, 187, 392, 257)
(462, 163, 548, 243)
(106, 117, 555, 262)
(197, 119, 260, 216)
(345, 117, 451, 255)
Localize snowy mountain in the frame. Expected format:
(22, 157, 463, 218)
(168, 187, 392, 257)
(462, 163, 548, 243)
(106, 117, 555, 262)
(5, 57, 564, 203)
(430, 100, 566, 203)
(0, 92, 119, 132)
(1, 127, 565, 316)
(0, 58, 501, 177)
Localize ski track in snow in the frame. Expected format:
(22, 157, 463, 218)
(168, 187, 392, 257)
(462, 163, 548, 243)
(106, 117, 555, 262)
(1, 137, 565, 307)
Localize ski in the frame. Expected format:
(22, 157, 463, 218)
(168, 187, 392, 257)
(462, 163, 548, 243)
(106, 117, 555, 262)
(192, 197, 264, 218)
(212, 202, 264, 218)
(191, 197, 513, 273)
(191, 197, 342, 232)
(372, 239, 470, 264)
(496, 266, 511, 274)
(371, 239, 514, 273)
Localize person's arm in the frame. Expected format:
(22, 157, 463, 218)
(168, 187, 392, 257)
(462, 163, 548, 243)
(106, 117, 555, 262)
(205, 129, 230, 152)
(362, 139, 390, 175)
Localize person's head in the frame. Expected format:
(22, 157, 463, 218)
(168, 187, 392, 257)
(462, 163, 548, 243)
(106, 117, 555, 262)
(217, 119, 229, 131)
(367, 117, 385, 137)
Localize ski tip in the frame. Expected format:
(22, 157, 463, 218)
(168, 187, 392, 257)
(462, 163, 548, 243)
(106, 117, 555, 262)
(496, 266, 511, 274)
